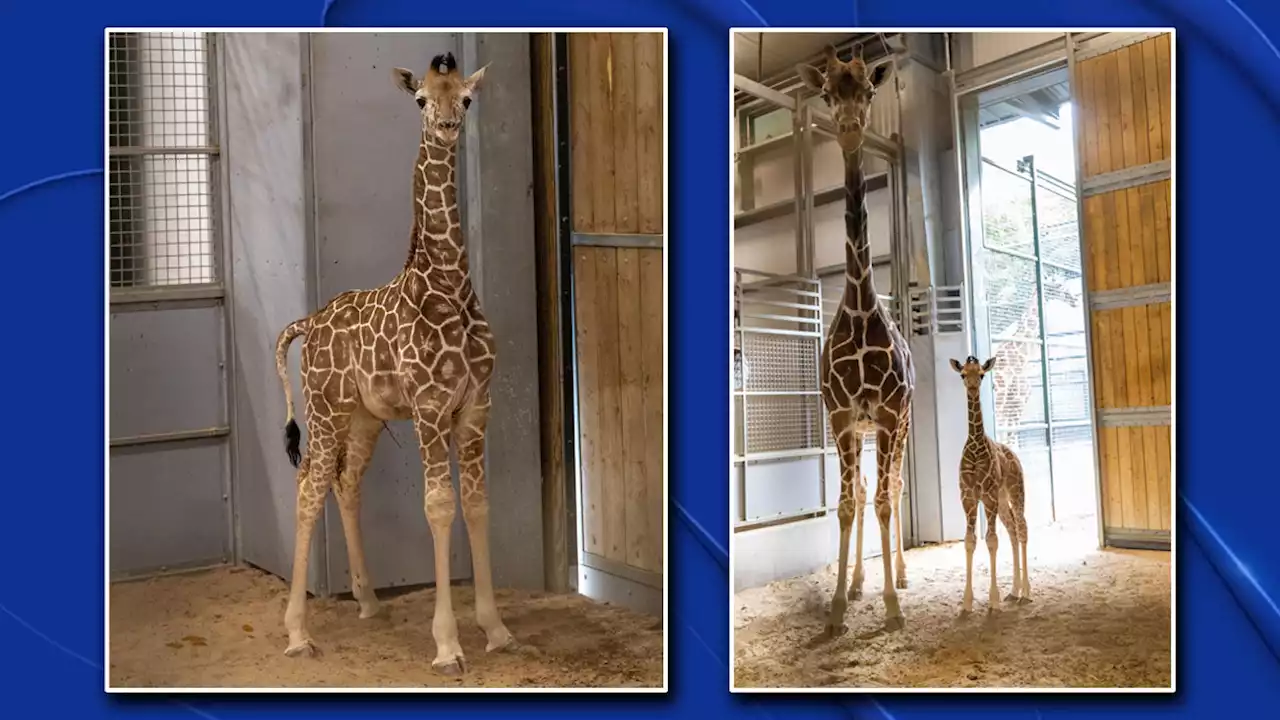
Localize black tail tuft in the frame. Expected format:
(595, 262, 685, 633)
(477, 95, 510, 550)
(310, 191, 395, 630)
(285, 419, 302, 468)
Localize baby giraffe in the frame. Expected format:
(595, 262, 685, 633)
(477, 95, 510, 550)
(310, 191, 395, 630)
(950, 356, 1031, 612)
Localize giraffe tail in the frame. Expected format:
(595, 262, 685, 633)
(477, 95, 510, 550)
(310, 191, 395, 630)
(275, 317, 311, 468)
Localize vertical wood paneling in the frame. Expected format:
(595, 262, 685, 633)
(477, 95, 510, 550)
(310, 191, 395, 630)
(574, 246, 664, 572)
(574, 249, 603, 556)
(1077, 33, 1174, 538)
(639, 249, 664, 573)
(569, 31, 665, 235)
(635, 32, 664, 234)
(568, 31, 665, 577)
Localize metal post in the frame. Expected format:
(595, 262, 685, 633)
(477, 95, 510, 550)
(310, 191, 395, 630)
(791, 104, 807, 275)
(946, 33, 977, 355)
(734, 271, 750, 523)
(1022, 154, 1058, 523)
(1064, 32, 1108, 549)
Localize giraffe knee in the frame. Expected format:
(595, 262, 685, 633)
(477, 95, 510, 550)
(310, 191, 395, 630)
(424, 486, 457, 525)
(462, 496, 490, 524)
(874, 497, 892, 525)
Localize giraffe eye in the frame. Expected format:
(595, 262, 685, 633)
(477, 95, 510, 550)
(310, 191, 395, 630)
(416, 96, 426, 109)
(462, 97, 472, 109)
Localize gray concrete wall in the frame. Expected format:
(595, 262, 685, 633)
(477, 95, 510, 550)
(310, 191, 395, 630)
(222, 32, 317, 587)
(459, 33, 544, 590)
(224, 31, 544, 594)
(308, 31, 473, 593)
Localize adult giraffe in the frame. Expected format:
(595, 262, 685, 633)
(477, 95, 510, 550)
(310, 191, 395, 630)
(799, 44, 916, 635)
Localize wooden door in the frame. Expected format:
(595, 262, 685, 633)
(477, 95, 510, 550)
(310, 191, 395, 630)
(1073, 32, 1173, 548)
(568, 32, 665, 606)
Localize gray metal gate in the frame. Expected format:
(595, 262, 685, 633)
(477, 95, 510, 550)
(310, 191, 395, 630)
(108, 31, 234, 579)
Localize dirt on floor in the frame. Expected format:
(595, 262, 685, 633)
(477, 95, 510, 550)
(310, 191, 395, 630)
(733, 515, 1172, 689)
(109, 565, 663, 689)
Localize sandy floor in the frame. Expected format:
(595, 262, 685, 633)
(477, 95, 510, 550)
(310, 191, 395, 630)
(109, 565, 663, 689)
(733, 515, 1171, 689)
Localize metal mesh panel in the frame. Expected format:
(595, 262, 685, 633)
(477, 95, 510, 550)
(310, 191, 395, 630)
(1035, 173, 1081, 270)
(745, 395, 824, 454)
(979, 161, 1034, 256)
(990, 339, 1046, 430)
(1047, 341, 1092, 422)
(741, 334, 818, 393)
(983, 252, 1040, 340)
(108, 31, 219, 289)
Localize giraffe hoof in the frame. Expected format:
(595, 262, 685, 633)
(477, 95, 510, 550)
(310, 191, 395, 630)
(824, 621, 848, 638)
(284, 639, 320, 658)
(485, 628, 515, 653)
(883, 615, 905, 632)
(1004, 593, 1019, 603)
(848, 587, 863, 600)
(1017, 596, 1033, 605)
(895, 576, 909, 590)
(358, 603, 387, 620)
(433, 657, 466, 676)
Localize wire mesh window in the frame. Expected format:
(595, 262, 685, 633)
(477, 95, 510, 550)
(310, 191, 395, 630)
(108, 31, 219, 289)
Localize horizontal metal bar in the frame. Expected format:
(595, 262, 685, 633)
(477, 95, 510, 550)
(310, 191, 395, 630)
(1090, 282, 1172, 311)
(570, 232, 664, 249)
(734, 173, 890, 229)
(738, 268, 819, 284)
(1097, 406, 1171, 427)
(735, 390, 822, 397)
(1082, 159, 1171, 197)
(734, 506, 830, 532)
(581, 552, 663, 590)
(110, 426, 231, 449)
(955, 36, 1068, 96)
(108, 145, 221, 157)
(1075, 31, 1167, 62)
(734, 447, 827, 464)
(743, 312, 821, 325)
(741, 285, 821, 299)
(110, 284, 225, 306)
(739, 298, 818, 312)
(734, 73, 796, 110)
(1103, 527, 1170, 551)
(982, 245, 1081, 274)
(739, 327, 822, 339)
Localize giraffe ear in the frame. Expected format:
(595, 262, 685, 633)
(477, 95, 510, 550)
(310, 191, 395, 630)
(464, 63, 490, 92)
(949, 359, 963, 373)
(982, 357, 997, 373)
(797, 63, 825, 92)
(392, 67, 418, 95)
(869, 62, 890, 89)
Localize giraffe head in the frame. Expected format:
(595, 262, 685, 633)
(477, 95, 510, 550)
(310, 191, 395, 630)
(797, 44, 890, 154)
(950, 355, 997, 391)
(393, 53, 489, 146)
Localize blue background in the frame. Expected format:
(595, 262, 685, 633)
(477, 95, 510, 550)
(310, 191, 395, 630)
(2, 0, 1277, 715)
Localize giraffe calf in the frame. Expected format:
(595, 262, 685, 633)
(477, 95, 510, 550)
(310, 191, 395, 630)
(950, 356, 1031, 614)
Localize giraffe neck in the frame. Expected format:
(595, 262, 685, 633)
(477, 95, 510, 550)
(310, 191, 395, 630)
(404, 133, 469, 286)
(842, 149, 878, 311)
(965, 386, 986, 441)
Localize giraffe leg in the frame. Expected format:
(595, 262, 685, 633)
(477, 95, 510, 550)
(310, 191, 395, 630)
(413, 400, 465, 675)
(284, 451, 335, 657)
(890, 411, 911, 590)
(454, 393, 514, 653)
(984, 501, 1001, 611)
(874, 428, 904, 631)
(333, 406, 384, 619)
(848, 429, 867, 601)
(827, 412, 858, 635)
(961, 493, 978, 614)
(997, 487, 1021, 603)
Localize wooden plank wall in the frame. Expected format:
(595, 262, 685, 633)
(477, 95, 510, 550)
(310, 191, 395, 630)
(569, 32, 665, 579)
(1074, 33, 1173, 539)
